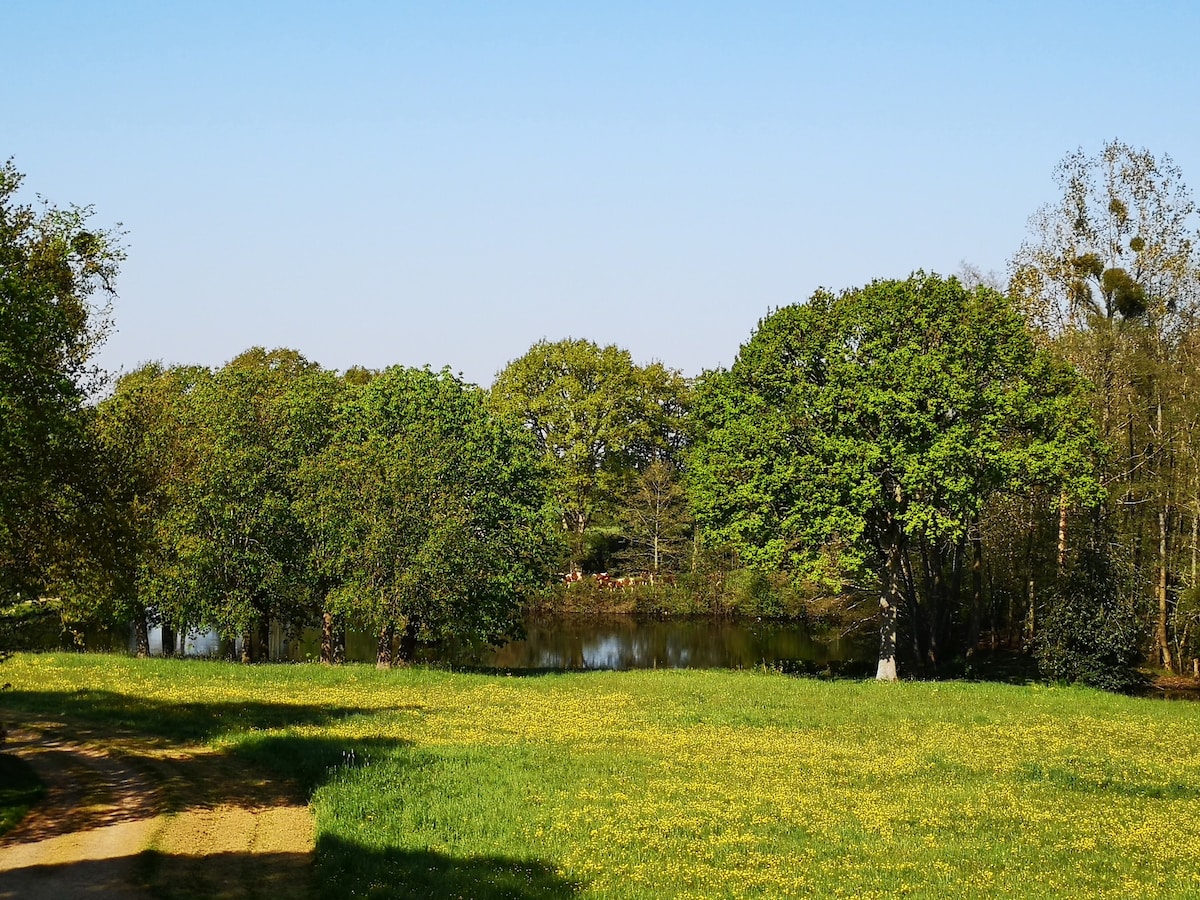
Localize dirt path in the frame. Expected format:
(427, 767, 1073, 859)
(0, 730, 316, 900)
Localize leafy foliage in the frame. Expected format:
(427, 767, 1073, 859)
(1035, 524, 1141, 691)
(299, 366, 555, 662)
(691, 273, 1100, 675)
(490, 339, 688, 571)
(1012, 141, 1200, 674)
(0, 160, 122, 609)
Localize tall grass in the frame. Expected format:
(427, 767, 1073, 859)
(2, 654, 1199, 898)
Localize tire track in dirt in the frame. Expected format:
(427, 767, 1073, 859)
(0, 729, 316, 900)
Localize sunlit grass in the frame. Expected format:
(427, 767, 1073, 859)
(3, 653, 1200, 898)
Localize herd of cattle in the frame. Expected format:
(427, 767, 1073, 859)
(561, 571, 676, 589)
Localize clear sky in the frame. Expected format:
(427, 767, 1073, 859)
(9, 1, 1200, 387)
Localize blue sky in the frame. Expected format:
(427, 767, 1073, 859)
(9, 1, 1200, 386)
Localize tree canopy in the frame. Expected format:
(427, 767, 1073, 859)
(0, 160, 122, 610)
(300, 366, 555, 665)
(490, 338, 688, 572)
(691, 273, 1100, 679)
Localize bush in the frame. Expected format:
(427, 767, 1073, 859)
(1035, 535, 1140, 692)
(531, 568, 824, 620)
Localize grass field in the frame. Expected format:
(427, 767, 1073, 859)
(2, 654, 1199, 899)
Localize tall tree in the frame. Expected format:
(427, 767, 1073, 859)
(691, 273, 1099, 679)
(54, 363, 209, 656)
(172, 348, 327, 661)
(614, 459, 692, 576)
(0, 161, 122, 618)
(490, 338, 688, 572)
(1011, 141, 1200, 671)
(299, 367, 554, 667)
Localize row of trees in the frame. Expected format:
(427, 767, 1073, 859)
(63, 352, 555, 664)
(4, 142, 1200, 683)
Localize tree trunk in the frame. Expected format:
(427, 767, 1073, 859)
(1157, 507, 1174, 672)
(240, 629, 253, 664)
(257, 617, 271, 663)
(133, 609, 150, 659)
(876, 524, 903, 682)
(376, 623, 395, 669)
(966, 525, 983, 657)
(321, 611, 335, 665)
(1057, 491, 1068, 571)
(333, 622, 346, 665)
(1024, 507, 1037, 645)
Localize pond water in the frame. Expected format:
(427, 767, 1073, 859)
(28, 612, 872, 673)
(410, 616, 874, 673)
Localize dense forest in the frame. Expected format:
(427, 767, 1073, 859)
(3, 141, 1200, 687)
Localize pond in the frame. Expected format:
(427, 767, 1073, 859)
(27, 613, 873, 674)
(409, 616, 874, 673)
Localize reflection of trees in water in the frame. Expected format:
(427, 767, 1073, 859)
(483, 617, 870, 670)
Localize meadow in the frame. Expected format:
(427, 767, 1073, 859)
(2, 653, 1199, 899)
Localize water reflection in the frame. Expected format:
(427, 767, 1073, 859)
(420, 616, 872, 672)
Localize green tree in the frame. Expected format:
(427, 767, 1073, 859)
(53, 363, 209, 655)
(614, 459, 692, 576)
(1012, 141, 1200, 672)
(171, 348, 330, 660)
(1, 161, 122, 615)
(490, 338, 688, 572)
(691, 273, 1099, 679)
(299, 366, 553, 667)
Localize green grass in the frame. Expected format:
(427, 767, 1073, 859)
(2, 653, 1200, 898)
(0, 752, 45, 836)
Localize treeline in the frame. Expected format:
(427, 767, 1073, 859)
(63, 353, 555, 665)
(4, 143, 1200, 684)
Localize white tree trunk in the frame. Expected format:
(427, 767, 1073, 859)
(876, 593, 898, 682)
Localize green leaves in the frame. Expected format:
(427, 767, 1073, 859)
(298, 366, 554, 651)
(1, 161, 122, 606)
(691, 273, 1100, 665)
(490, 338, 689, 570)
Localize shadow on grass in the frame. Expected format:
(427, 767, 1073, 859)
(1, 686, 581, 899)
(0, 850, 315, 900)
(0, 845, 578, 900)
(317, 836, 581, 900)
(226, 733, 584, 898)
(0, 688, 397, 745)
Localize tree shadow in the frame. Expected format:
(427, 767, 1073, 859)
(1, 684, 583, 900)
(0, 685, 409, 846)
(0, 850, 315, 900)
(0, 845, 579, 900)
(0, 688, 396, 746)
(316, 836, 581, 900)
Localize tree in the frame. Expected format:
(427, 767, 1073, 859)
(1011, 141, 1198, 334)
(490, 339, 688, 572)
(52, 363, 209, 656)
(690, 273, 1099, 679)
(615, 459, 692, 576)
(299, 367, 554, 667)
(1, 161, 122, 617)
(1012, 141, 1200, 672)
(170, 348, 330, 661)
